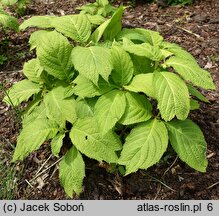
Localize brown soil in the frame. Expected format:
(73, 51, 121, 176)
(0, 0, 218, 200)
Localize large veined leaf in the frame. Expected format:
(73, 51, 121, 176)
(111, 46, 134, 86)
(28, 30, 49, 50)
(51, 133, 65, 157)
(165, 57, 215, 90)
(123, 43, 163, 61)
(154, 72, 190, 121)
(89, 18, 111, 43)
(37, 31, 73, 80)
(90, 6, 123, 42)
(86, 14, 106, 25)
(166, 119, 208, 172)
(23, 58, 43, 83)
(71, 46, 112, 85)
(51, 14, 91, 43)
(118, 119, 168, 175)
(19, 16, 55, 31)
(0, 11, 18, 31)
(94, 90, 126, 134)
(44, 84, 77, 126)
(124, 73, 155, 98)
(3, 79, 41, 106)
(136, 28, 163, 46)
(119, 92, 152, 125)
(73, 75, 101, 98)
(22, 94, 42, 118)
(103, 6, 123, 40)
(187, 84, 209, 103)
(59, 146, 85, 196)
(75, 99, 95, 119)
(118, 28, 163, 46)
(13, 118, 58, 161)
(117, 28, 148, 43)
(70, 117, 122, 163)
(161, 42, 198, 64)
(22, 102, 47, 127)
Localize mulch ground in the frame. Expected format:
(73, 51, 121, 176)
(0, 0, 218, 200)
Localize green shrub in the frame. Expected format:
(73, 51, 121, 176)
(3, 0, 215, 197)
(0, 8, 18, 31)
(0, 0, 31, 16)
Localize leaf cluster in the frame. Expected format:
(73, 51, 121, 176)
(0, 8, 18, 31)
(3, 0, 215, 197)
(0, 0, 31, 16)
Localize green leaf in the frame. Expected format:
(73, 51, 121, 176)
(70, 117, 122, 163)
(89, 18, 111, 43)
(190, 99, 200, 110)
(161, 42, 198, 64)
(44, 84, 77, 126)
(3, 79, 41, 106)
(187, 84, 209, 103)
(75, 99, 95, 119)
(19, 16, 55, 31)
(154, 72, 190, 121)
(119, 92, 152, 125)
(71, 46, 112, 85)
(73, 75, 101, 98)
(23, 58, 44, 83)
(13, 118, 58, 161)
(28, 30, 49, 50)
(118, 28, 163, 46)
(51, 133, 65, 157)
(123, 43, 163, 61)
(37, 31, 73, 80)
(124, 73, 155, 98)
(165, 57, 215, 90)
(117, 28, 148, 43)
(0, 11, 18, 31)
(97, 0, 109, 6)
(51, 14, 91, 43)
(118, 119, 168, 175)
(103, 6, 123, 40)
(77, 3, 97, 15)
(94, 90, 126, 134)
(59, 146, 85, 196)
(166, 119, 208, 172)
(90, 6, 123, 42)
(111, 46, 134, 86)
(135, 28, 163, 46)
(86, 14, 106, 25)
(1, 0, 18, 6)
(130, 54, 154, 75)
(22, 102, 47, 127)
(22, 94, 42, 117)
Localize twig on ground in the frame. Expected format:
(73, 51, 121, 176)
(34, 154, 53, 177)
(206, 181, 219, 190)
(30, 156, 64, 183)
(150, 175, 176, 192)
(141, 172, 176, 192)
(175, 26, 201, 38)
(25, 179, 34, 188)
(162, 156, 178, 178)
